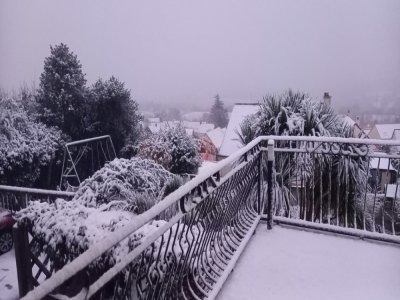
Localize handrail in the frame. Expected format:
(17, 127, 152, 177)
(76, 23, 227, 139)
(0, 185, 75, 197)
(20, 135, 400, 300)
(21, 136, 262, 300)
(257, 135, 400, 146)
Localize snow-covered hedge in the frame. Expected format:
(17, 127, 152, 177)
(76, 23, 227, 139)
(72, 157, 180, 212)
(17, 157, 183, 272)
(0, 97, 62, 186)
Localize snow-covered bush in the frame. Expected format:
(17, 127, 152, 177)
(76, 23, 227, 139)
(165, 125, 202, 174)
(137, 134, 172, 169)
(16, 157, 184, 282)
(137, 125, 202, 175)
(72, 157, 181, 213)
(0, 97, 62, 186)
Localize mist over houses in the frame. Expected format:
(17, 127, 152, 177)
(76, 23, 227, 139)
(142, 92, 400, 165)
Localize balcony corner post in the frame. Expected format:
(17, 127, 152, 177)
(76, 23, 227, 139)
(13, 223, 33, 298)
(257, 149, 263, 215)
(267, 139, 275, 229)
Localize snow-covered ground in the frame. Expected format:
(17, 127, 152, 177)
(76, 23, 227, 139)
(0, 248, 18, 300)
(217, 224, 400, 300)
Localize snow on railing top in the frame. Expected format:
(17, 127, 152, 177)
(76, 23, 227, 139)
(20, 135, 400, 300)
(0, 185, 75, 197)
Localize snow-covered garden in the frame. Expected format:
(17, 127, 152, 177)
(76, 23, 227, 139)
(1, 46, 399, 299)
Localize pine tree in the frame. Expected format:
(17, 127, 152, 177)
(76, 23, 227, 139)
(86, 76, 142, 152)
(36, 43, 87, 139)
(209, 94, 228, 128)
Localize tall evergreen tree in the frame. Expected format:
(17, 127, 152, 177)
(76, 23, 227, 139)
(86, 76, 142, 152)
(209, 94, 228, 128)
(36, 43, 87, 139)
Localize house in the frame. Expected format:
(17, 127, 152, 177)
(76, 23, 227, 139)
(385, 184, 400, 200)
(199, 127, 225, 161)
(368, 124, 400, 140)
(340, 115, 369, 138)
(218, 103, 259, 160)
(369, 155, 397, 191)
(148, 117, 161, 124)
(148, 121, 179, 134)
(182, 121, 215, 134)
(390, 129, 400, 154)
(182, 111, 207, 122)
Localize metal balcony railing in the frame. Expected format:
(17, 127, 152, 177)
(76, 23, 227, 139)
(15, 136, 400, 300)
(0, 185, 74, 213)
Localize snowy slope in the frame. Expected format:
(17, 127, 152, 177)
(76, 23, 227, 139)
(218, 224, 400, 300)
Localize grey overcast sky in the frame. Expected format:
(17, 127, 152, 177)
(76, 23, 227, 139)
(1, 0, 399, 109)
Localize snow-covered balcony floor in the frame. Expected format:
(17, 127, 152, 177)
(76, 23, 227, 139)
(217, 223, 400, 300)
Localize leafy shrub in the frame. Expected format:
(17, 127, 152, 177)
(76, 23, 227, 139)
(0, 97, 62, 186)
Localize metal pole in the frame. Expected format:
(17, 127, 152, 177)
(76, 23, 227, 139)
(13, 224, 32, 297)
(257, 151, 263, 215)
(267, 139, 275, 229)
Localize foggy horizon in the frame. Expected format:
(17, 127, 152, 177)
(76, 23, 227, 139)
(1, 0, 400, 111)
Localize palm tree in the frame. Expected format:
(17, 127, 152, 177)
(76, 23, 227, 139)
(239, 90, 370, 227)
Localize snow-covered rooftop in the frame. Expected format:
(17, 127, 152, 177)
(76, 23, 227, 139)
(148, 121, 180, 133)
(370, 157, 396, 171)
(385, 184, 400, 199)
(182, 121, 214, 133)
(182, 111, 206, 122)
(218, 103, 259, 157)
(340, 115, 356, 126)
(218, 224, 400, 300)
(147, 117, 160, 123)
(393, 129, 400, 140)
(206, 127, 225, 149)
(374, 124, 400, 139)
(196, 123, 215, 134)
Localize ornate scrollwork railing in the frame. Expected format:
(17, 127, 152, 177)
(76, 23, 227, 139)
(18, 136, 400, 300)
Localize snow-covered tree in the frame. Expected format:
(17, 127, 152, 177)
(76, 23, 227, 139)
(166, 125, 202, 174)
(137, 125, 202, 175)
(209, 94, 228, 128)
(0, 96, 62, 186)
(239, 90, 369, 227)
(137, 134, 172, 169)
(85, 77, 142, 152)
(36, 43, 87, 140)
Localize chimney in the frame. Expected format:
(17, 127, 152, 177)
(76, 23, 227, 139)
(323, 92, 331, 106)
